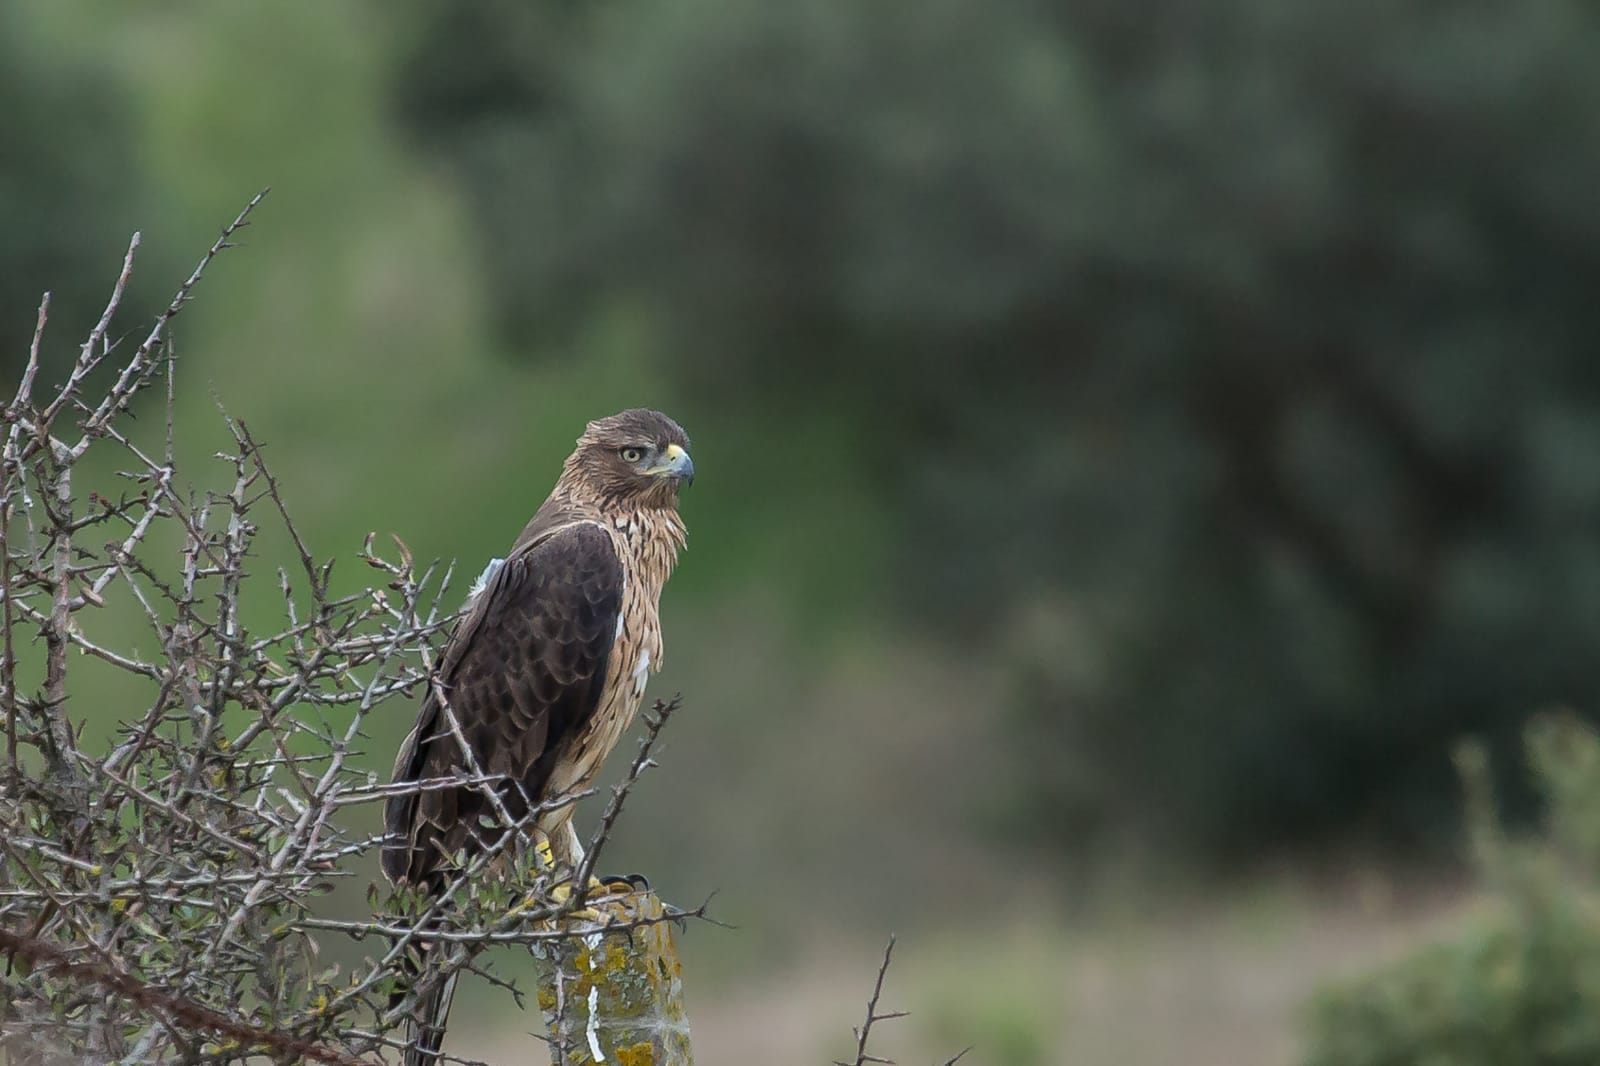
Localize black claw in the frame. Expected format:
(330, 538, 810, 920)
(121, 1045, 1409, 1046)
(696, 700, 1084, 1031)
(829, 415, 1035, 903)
(597, 872, 650, 892)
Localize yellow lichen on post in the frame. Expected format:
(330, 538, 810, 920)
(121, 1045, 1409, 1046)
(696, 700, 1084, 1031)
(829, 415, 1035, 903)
(535, 891, 692, 1065)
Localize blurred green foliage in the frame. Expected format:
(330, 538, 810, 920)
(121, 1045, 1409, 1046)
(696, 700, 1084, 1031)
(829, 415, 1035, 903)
(395, 0, 1600, 861)
(0, 6, 172, 377)
(920, 932, 1056, 1066)
(1303, 713, 1600, 1066)
(8, 0, 1600, 900)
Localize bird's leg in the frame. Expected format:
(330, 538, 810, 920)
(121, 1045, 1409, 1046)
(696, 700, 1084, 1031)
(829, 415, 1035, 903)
(519, 824, 617, 922)
(505, 827, 589, 920)
(563, 821, 588, 872)
(531, 829, 559, 874)
(515, 827, 571, 905)
(564, 822, 646, 896)
(527, 827, 580, 899)
(514, 824, 639, 925)
(515, 827, 601, 921)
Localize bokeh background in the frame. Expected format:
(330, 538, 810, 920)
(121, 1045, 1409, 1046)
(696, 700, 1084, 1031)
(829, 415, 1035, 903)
(8, 2, 1600, 1063)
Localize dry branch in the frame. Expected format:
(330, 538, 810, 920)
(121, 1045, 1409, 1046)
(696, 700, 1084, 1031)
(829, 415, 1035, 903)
(836, 937, 970, 1066)
(0, 199, 702, 1066)
(0, 927, 367, 1066)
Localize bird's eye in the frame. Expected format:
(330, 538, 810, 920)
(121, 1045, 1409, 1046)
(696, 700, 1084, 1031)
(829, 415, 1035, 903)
(619, 447, 644, 464)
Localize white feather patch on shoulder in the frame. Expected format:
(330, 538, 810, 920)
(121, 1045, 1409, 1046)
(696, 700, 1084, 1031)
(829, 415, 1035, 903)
(467, 557, 504, 603)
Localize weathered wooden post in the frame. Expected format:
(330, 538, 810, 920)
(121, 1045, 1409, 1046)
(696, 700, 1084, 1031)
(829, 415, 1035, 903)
(535, 891, 693, 1065)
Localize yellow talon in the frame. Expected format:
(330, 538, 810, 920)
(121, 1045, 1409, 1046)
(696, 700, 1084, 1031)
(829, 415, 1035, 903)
(548, 880, 605, 922)
(516, 830, 633, 919)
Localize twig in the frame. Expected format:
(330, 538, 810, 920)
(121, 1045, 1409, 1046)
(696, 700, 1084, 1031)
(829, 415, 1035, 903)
(40, 233, 141, 433)
(70, 188, 270, 458)
(296, 899, 708, 946)
(0, 926, 371, 1066)
(0, 203, 712, 1066)
(836, 936, 910, 1066)
(572, 694, 682, 896)
(14, 289, 49, 410)
(40, 437, 82, 779)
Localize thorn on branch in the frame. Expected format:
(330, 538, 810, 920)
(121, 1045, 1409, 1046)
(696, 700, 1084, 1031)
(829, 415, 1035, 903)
(835, 936, 964, 1066)
(835, 936, 902, 1066)
(0, 196, 729, 1066)
(0, 926, 368, 1066)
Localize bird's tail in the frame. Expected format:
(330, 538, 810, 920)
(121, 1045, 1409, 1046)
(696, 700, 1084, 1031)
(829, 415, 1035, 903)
(395, 944, 459, 1066)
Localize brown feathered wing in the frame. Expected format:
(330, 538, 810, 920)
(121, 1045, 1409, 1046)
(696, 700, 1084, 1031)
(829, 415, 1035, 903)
(381, 521, 622, 1066)
(383, 519, 624, 885)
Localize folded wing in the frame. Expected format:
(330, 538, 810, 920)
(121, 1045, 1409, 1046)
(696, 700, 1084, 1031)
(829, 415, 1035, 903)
(382, 521, 624, 887)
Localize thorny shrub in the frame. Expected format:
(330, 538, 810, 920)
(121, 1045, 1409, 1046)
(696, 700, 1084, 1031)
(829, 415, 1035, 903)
(0, 196, 691, 1066)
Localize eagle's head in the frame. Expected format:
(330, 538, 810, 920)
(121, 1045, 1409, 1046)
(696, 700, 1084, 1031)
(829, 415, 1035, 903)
(562, 408, 694, 509)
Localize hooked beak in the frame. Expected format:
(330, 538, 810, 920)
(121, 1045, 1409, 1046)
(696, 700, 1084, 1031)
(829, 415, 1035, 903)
(647, 442, 695, 486)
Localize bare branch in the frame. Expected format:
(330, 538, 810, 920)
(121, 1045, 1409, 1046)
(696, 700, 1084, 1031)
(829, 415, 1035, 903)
(39, 232, 141, 433)
(0, 926, 371, 1066)
(572, 694, 682, 896)
(836, 936, 904, 1066)
(14, 289, 49, 411)
(70, 188, 270, 458)
(828, 938, 969, 1066)
(0, 198, 724, 1066)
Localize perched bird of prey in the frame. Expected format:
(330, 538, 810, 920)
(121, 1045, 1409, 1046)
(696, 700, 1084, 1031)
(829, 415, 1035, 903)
(382, 408, 694, 1066)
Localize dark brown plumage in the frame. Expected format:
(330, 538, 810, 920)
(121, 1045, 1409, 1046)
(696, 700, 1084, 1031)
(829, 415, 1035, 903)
(382, 409, 692, 1065)
(382, 524, 623, 886)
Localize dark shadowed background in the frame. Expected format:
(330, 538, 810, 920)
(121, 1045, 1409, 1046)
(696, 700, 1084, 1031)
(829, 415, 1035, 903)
(8, 2, 1600, 1062)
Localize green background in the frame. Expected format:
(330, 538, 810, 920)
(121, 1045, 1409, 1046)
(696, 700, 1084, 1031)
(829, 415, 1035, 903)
(7, 2, 1600, 1062)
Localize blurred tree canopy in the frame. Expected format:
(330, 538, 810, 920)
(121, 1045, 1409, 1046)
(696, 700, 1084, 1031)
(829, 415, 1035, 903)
(391, 0, 1600, 863)
(0, 6, 169, 379)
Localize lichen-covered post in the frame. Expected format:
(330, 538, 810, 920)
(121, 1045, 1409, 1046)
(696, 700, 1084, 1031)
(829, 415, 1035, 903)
(536, 891, 693, 1065)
